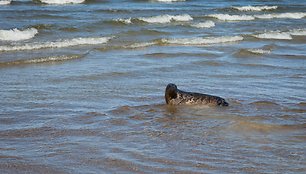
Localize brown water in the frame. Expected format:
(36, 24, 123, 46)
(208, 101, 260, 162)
(1, 0, 306, 173)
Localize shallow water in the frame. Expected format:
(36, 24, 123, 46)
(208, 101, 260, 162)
(0, 0, 306, 173)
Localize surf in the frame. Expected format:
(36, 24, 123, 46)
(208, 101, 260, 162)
(0, 28, 38, 41)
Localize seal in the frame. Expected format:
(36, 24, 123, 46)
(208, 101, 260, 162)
(165, 83, 229, 106)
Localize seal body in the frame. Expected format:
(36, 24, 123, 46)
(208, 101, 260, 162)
(165, 83, 229, 106)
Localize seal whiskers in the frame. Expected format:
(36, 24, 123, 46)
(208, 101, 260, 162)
(165, 83, 229, 106)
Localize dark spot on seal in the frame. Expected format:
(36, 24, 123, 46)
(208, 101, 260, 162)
(165, 83, 229, 106)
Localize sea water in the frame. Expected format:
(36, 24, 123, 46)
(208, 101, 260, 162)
(0, 0, 305, 173)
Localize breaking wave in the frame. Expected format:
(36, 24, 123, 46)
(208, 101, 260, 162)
(116, 14, 193, 24)
(0, 28, 38, 41)
(232, 5, 278, 11)
(39, 0, 85, 4)
(208, 14, 255, 21)
(246, 49, 271, 54)
(0, 54, 84, 66)
(0, 0, 11, 5)
(0, 36, 112, 52)
(253, 31, 292, 40)
(138, 14, 193, 23)
(208, 12, 306, 21)
(151, 0, 185, 2)
(255, 12, 306, 19)
(161, 36, 243, 45)
(190, 21, 215, 28)
(253, 29, 306, 40)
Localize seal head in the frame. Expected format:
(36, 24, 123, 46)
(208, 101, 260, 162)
(165, 83, 178, 104)
(165, 83, 229, 106)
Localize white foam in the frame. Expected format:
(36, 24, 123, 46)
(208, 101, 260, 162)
(247, 49, 271, 54)
(39, 0, 85, 4)
(0, 28, 38, 41)
(151, 0, 185, 2)
(138, 14, 193, 23)
(0, 0, 11, 5)
(253, 31, 292, 40)
(23, 55, 83, 64)
(162, 36, 243, 45)
(208, 14, 255, 21)
(255, 12, 306, 19)
(0, 36, 112, 52)
(191, 21, 215, 28)
(233, 5, 278, 11)
(290, 29, 306, 36)
(124, 42, 156, 49)
(115, 18, 132, 24)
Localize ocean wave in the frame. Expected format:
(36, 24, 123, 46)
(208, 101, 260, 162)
(232, 5, 278, 11)
(0, 0, 11, 5)
(124, 42, 156, 49)
(0, 54, 84, 66)
(114, 18, 132, 24)
(151, 0, 185, 2)
(161, 36, 243, 45)
(39, 0, 85, 4)
(208, 14, 255, 21)
(138, 14, 193, 23)
(207, 12, 306, 21)
(190, 21, 215, 28)
(255, 12, 306, 19)
(253, 31, 292, 40)
(290, 29, 306, 36)
(0, 36, 112, 52)
(0, 28, 38, 41)
(247, 49, 271, 54)
(253, 29, 306, 40)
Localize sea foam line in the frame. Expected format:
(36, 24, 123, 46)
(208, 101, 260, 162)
(162, 36, 243, 45)
(151, 0, 186, 2)
(232, 5, 278, 11)
(247, 49, 271, 54)
(39, 0, 85, 4)
(252, 29, 306, 40)
(190, 21, 215, 28)
(208, 12, 306, 21)
(255, 12, 306, 19)
(116, 14, 193, 24)
(0, 28, 38, 41)
(138, 14, 193, 23)
(0, 54, 84, 66)
(0, 36, 112, 52)
(208, 14, 255, 21)
(0, 0, 11, 5)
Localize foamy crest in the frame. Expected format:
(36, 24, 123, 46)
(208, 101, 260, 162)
(208, 14, 255, 21)
(138, 14, 193, 23)
(253, 31, 292, 40)
(39, 0, 85, 4)
(115, 18, 132, 24)
(0, 0, 11, 5)
(0, 28, 38, 41)
(191, 21, 215, 28)
(0, 36, 112, 52)
(0, 54, 84, 66)
(290, 29, 306, 36)
(233, 5, 278, 11)
(151, 0, 185, 2)
(162, 36, 243, 45)
(124, 42, 156, 49)
(255, 12, 306, 19)
(247, 49, 271, 54)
